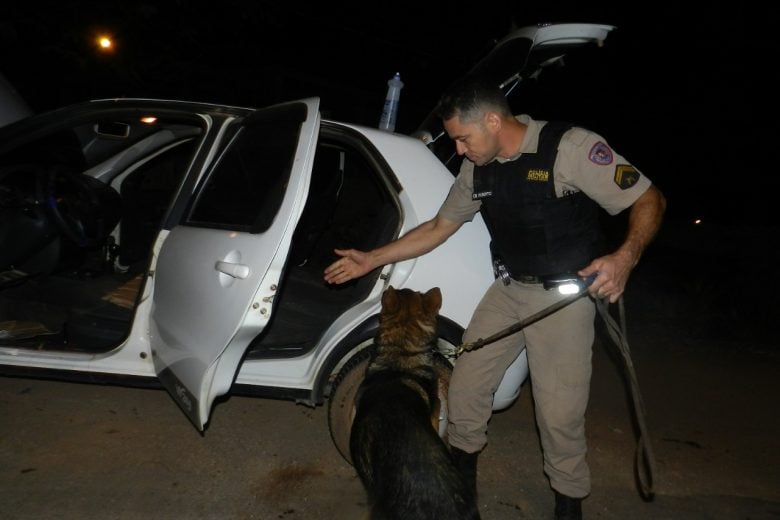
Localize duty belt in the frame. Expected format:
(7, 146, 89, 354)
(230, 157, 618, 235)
(512, 274, 543, 284)
(492, 258, 570, 287)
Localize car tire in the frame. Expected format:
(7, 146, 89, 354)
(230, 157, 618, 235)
(327, 346, 454, 465)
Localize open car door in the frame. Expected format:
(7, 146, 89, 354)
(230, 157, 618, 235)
(150, 99, 320, 430)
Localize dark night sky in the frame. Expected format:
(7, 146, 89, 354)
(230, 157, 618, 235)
(1, 2, 776, 228)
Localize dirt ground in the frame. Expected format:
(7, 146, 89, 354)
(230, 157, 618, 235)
(1, 317, 778, 520)
(1, 242, 779, 520)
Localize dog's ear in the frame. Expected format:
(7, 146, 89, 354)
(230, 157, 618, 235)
(423, 287, 442, 314)
(382, 286, 399, 313)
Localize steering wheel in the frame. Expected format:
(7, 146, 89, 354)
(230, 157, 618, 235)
(36, 165, 122, 248)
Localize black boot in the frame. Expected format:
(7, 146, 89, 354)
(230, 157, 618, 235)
(449, 446, 479, 499)
(554, 490, 582, 520)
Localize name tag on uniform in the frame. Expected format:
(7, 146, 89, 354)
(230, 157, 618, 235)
(472, 190, 492, 200)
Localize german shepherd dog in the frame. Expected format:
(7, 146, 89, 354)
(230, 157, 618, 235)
(350, 286, 480, 520)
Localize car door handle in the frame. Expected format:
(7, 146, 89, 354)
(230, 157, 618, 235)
(215, 261, 250, 279)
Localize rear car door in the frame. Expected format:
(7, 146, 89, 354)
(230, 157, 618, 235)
(150, 99, 320, 430)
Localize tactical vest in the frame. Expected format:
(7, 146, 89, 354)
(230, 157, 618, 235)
(472, 121, 605, 277)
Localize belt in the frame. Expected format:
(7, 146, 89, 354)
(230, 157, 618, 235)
(512, 274, 543, 284)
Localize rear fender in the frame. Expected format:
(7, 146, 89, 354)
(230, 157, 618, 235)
(310, 314, 465, 405)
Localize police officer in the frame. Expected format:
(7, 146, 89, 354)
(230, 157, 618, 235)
(324, 75, 666, 520)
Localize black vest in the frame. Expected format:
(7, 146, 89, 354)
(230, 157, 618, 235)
(472, 121, 605, 277)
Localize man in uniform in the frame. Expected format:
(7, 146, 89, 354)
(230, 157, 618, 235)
(324, 75, 666, 520)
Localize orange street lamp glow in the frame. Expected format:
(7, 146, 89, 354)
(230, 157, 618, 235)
(97, 36, 113, 51)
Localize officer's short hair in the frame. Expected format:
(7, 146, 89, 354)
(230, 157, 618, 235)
(435, 75, 512, 123)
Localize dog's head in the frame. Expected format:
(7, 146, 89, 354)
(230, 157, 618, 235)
(377, 286, 442, 350)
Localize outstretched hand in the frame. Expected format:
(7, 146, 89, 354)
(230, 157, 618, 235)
(324, 248, 374, 285)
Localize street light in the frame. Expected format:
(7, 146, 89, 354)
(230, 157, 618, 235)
(96, 35, 114, 53)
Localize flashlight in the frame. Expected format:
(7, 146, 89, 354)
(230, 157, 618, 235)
(542, 272, 598, 294)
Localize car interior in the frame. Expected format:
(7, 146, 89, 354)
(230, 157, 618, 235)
(0, 114, 400, 357)
(246, 129, 401, 359)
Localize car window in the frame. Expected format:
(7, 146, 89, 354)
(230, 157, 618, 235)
(186, 116, 301, 233)
(118, 138, 200, 267)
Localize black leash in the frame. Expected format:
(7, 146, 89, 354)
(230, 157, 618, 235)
(594, 296, 656, 500)
(455, 285, 656, 500)
(455, 288, 589, 356)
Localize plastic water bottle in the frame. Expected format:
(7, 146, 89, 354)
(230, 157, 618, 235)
(379, 72, 404, 132)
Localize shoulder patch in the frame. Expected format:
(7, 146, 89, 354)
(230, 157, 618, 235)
(588, 141, 613, 165)
(614, 164, 641, 190)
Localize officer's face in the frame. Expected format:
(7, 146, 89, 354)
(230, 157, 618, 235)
(443, 113, 500, 166)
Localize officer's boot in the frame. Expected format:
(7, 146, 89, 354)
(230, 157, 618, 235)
(554, 490, 582, 520)
(449, 446, 479, 500)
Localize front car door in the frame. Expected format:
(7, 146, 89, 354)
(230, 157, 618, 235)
(150, 99, 320, 430)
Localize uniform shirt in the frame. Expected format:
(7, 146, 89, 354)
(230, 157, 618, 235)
(438, 114, 652, 224)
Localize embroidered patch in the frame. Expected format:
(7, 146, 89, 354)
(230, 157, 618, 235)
(526, 169, 549, 182)
(588, 142, 613, 165)
(614, 164, 640, 190)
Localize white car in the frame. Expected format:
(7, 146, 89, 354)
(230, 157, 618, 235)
(0, 22, 615, 459)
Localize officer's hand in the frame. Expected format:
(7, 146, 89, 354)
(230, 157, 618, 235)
(578, 249, 635, 303)
(324, 248, 373, 285)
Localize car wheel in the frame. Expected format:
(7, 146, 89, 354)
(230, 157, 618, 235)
(327, 343, 454, 465)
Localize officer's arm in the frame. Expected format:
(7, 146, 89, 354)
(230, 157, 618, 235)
(324, 214, 462, 285)
(579, 185, 666, 302)
(617, 185, 667, 267)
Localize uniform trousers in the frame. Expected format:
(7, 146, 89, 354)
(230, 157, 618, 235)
(447, 278, 596, 498)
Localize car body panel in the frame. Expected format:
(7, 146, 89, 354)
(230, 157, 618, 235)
(150, 99, 320, 430)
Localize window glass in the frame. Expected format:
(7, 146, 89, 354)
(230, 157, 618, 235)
(187, 118, 301, 232)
